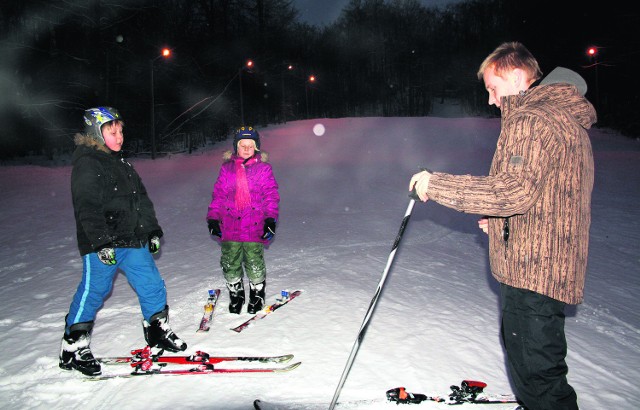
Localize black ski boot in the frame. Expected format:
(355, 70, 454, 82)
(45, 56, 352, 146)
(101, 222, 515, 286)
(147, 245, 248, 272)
(143, 305, 187, 352)
(59, 321, 101, 376)
(247, 280, 266, 314)
(227, 280, 245, 314)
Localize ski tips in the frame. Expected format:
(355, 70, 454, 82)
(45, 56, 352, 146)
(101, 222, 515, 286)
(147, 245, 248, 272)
(275, 361, 301, 372)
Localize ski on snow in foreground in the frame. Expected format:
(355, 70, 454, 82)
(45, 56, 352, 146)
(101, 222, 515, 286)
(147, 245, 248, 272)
(254, 380, 518, 408)
(88, 346, 300, 380)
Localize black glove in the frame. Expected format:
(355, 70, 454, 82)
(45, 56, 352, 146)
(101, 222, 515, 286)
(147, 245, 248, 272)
(262, 218, 276, 240)
(96, 245, 116, 265)
(208, 220, 222, 237)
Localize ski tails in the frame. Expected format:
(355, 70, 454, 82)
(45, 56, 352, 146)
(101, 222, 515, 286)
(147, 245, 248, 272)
(197, 288, 221, 332)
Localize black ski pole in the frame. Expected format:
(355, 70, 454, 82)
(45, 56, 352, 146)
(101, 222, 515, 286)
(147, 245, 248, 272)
(328, 197, 416, 410)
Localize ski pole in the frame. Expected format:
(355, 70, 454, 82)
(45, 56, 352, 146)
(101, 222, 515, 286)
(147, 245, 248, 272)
(328, 197, 416, 410)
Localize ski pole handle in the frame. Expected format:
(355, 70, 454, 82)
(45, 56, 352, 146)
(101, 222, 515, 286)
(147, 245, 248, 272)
(409, 167, 433, 201)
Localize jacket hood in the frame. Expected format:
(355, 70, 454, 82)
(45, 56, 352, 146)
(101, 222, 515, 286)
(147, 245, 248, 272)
(539, 67, 588, 96)
(222, 150, 269, 162)
(502, 72, 597, 130)
(71, 133, 112, 165)
(74, 133, 110, 153)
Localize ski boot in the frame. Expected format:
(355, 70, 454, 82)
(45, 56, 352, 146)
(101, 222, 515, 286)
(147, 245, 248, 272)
(143, 305, 187, 352)
(59, 321, 101, 376)
(227, 280, 245, 314)
(247, 280, 266, 314)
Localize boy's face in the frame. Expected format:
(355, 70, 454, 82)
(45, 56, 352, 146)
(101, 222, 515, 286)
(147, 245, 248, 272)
(102, 121, 124, 152)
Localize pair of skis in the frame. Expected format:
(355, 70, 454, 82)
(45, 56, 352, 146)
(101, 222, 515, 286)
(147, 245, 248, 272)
(386, 381, 518, 405)
(254, 381, 517, 409)
(197, 288, 302, 333)
(90, 346, 300, 380)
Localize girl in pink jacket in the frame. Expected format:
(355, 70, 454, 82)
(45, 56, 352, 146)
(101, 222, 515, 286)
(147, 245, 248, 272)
(206, 126, 280, 314)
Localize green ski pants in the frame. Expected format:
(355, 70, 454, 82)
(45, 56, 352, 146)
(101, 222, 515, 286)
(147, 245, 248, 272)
(220, 241, 266, 285)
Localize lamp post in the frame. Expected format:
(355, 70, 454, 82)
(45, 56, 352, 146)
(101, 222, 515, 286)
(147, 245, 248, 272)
(239, 59, 254, 125)
(587, 46, 599, 110)
(305, 74, 316, 119)
(150, 47, 171, 159)
(281, 64, 294, 123)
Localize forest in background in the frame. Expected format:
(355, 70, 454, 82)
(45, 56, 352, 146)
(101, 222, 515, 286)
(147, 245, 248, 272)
(0, 0, 636, 159)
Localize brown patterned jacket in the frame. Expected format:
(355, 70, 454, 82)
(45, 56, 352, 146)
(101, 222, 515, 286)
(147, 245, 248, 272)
(427, 81, 597, 304)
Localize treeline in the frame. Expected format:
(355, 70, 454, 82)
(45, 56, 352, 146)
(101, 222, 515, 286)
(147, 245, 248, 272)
(0, 0, 634, 159)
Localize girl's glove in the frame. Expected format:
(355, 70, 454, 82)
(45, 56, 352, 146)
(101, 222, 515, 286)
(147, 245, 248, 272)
(208, 220, 222, 237)
(262, 218, 276, 240)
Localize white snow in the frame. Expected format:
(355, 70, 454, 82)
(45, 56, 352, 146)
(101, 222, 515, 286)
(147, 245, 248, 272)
(0, 116, 638, 409)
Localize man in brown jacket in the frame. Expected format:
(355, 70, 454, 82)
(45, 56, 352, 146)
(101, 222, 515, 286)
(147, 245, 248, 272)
(409, 42, 596, 410)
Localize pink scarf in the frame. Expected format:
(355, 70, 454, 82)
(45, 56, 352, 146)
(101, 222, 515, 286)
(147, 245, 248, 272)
(234, 157, 252, 210)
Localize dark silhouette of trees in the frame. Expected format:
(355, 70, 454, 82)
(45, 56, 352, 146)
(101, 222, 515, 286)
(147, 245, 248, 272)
(0, 0, 635, 160)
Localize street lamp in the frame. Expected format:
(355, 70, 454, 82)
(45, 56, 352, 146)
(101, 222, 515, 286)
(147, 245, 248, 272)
(150, 47, 171, 159)
(239, 59, 254, 124)
(305, 74, 316, 119)
(281, 64, 294, 123)
(587, 46, 599, 109)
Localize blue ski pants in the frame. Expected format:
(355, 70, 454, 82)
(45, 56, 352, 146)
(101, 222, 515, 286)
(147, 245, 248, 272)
(66, 247, 167, 333)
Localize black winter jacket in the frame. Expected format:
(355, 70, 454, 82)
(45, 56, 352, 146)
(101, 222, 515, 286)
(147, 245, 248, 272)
(71, 134, 163, 256)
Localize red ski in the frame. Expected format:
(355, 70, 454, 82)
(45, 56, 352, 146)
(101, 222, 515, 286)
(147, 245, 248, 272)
(97, 346, 294, 366)
(87, 361, 301, 380)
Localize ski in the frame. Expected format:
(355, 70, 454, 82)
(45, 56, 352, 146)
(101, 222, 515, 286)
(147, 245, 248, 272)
(197, 288, 221, 332)
(97, 346, 295, 366)
(87, 361, 301, 380)
(231, 290, 303, 333)
(387, 381, 518, 405)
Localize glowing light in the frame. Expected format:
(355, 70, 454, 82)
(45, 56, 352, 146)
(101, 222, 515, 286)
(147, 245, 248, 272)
(313, 123, 325, 136)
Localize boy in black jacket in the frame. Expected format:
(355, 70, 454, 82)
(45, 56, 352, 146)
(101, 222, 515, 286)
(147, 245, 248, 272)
(59, 107, 186, 376)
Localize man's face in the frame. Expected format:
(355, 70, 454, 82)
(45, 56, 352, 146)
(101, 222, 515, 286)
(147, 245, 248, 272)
(482, 65, 520, 108)
(102, 121, 124, 152)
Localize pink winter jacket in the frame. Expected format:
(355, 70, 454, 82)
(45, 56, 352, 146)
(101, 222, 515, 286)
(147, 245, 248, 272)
(207, 151, 280, 244)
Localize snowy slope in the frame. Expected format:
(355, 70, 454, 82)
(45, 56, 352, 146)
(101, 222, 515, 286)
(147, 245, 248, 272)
(0, 117, 638, 409)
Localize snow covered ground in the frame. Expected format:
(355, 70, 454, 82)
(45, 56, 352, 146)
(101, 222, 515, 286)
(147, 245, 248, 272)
(0, 116, 638, 409)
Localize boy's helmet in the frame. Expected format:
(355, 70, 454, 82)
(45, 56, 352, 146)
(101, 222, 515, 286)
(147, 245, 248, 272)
(233, 126, 260, 153)
(83, 107, 122, 144)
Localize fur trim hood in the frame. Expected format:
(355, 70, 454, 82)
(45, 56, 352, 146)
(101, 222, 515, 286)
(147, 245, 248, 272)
(222, 150, 269, 162)
(74, 133, 111, 153)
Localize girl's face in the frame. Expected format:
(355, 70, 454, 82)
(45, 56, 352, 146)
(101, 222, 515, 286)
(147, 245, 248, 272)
(237, 139, 256, 159)
(102, 121, 124, 152)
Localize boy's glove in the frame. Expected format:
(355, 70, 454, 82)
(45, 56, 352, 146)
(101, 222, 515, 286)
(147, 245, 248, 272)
(97, 246, 116, 265)
(262, 218, 276, 240)
(148, 236, 160, 254)
(208, 220, 222, 237)
(147, 230, 162, 254)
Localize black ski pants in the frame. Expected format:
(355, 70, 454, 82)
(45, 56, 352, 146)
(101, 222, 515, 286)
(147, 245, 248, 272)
(500, 284, 578, 410)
